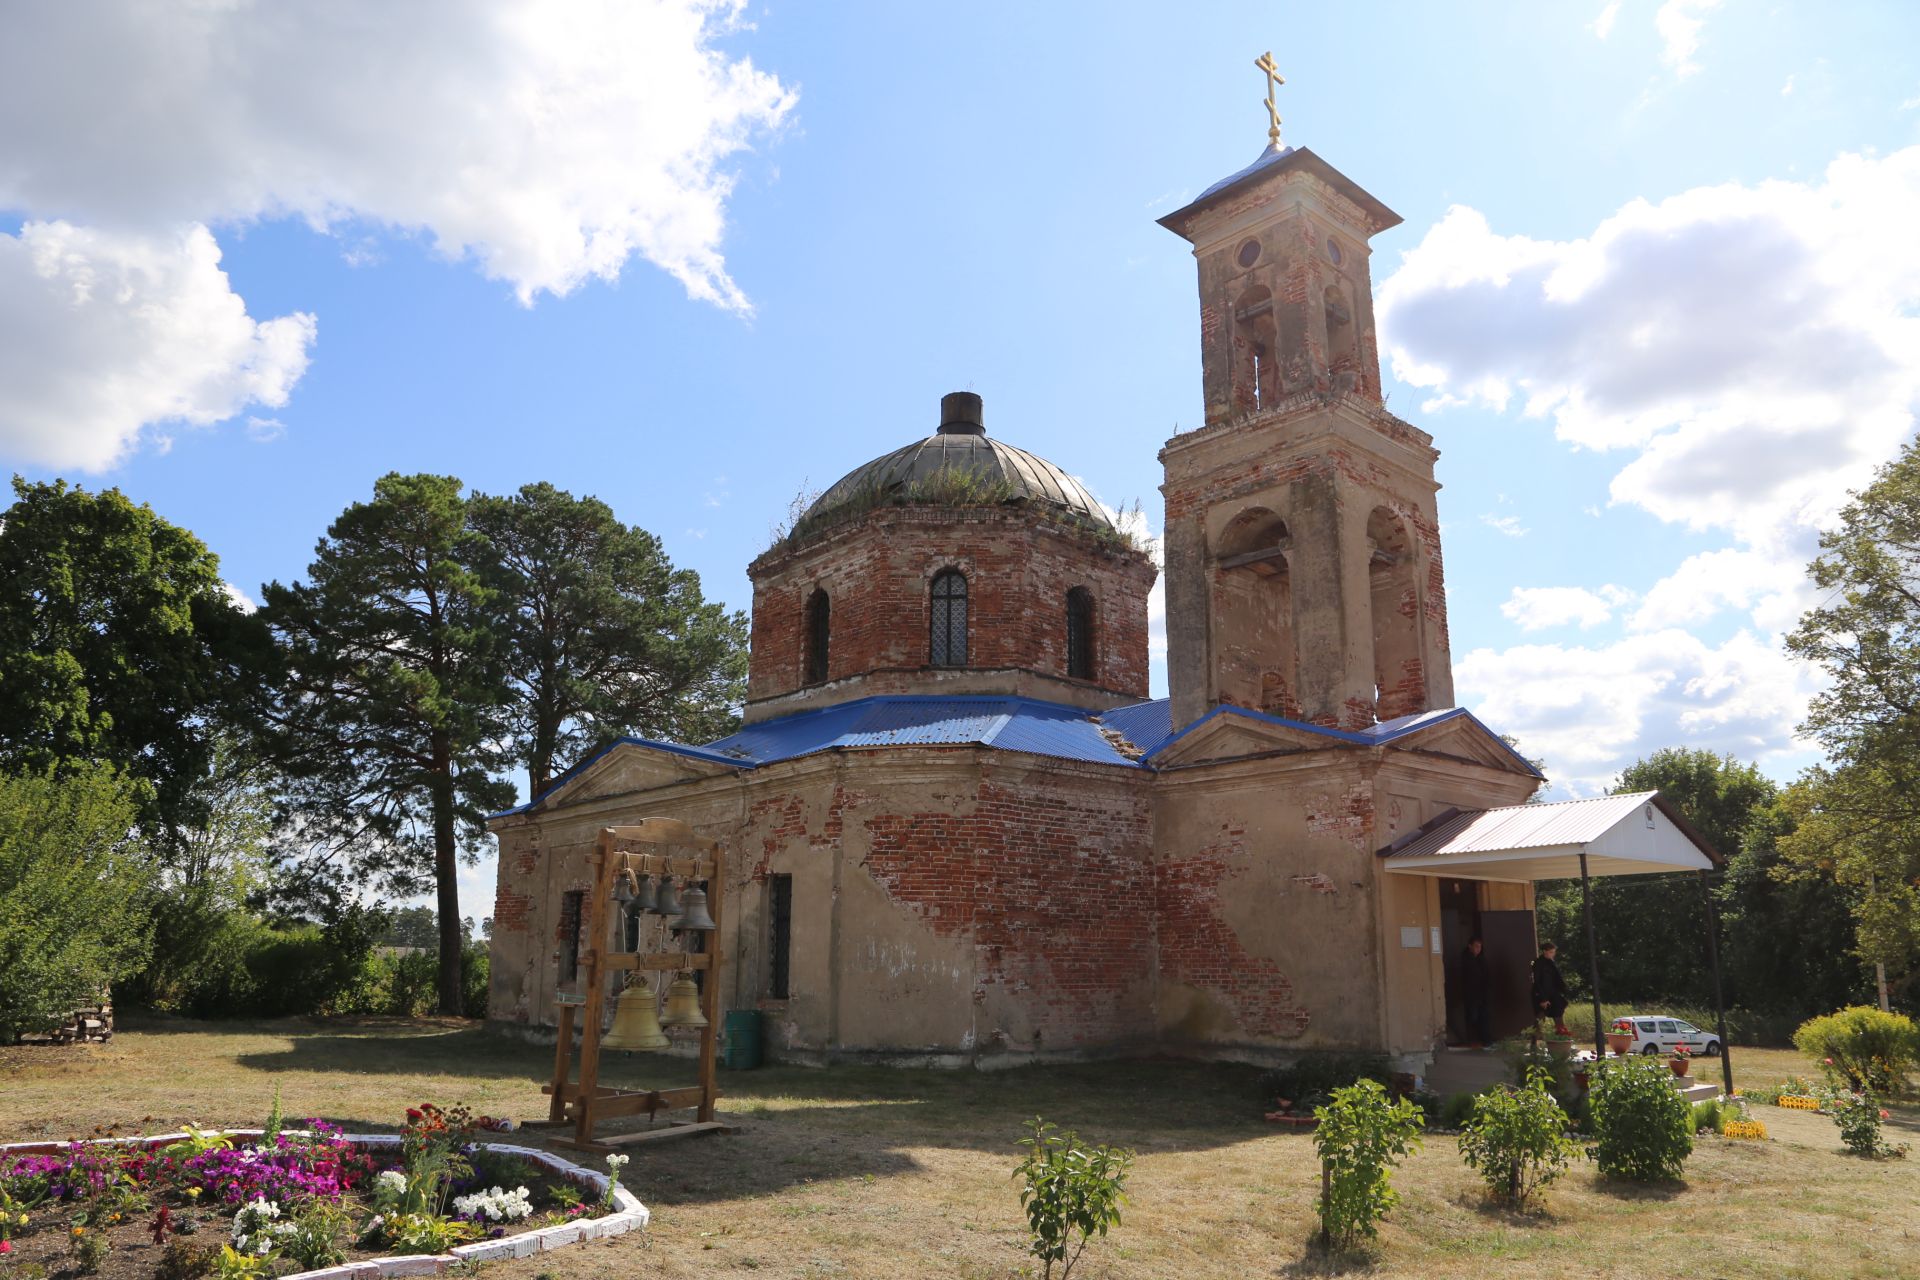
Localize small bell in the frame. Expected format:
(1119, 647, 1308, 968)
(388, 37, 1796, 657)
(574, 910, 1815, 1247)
(659, 973, 708, 1028)
(601, 976, 669, 1051)
(654, 876, 684, 917)
(611, 867, 636, 906)
(633, 873, 658, 914)
(673, 885, 717, 932)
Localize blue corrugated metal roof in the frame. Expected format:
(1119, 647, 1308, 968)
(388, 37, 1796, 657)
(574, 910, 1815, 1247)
(1097, 699, 1174, 756)
(488, 694, 1539, 821)
(705, 695, 1147, 770)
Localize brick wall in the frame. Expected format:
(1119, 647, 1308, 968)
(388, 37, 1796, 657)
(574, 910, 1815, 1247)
(746, 507, 1155, 709)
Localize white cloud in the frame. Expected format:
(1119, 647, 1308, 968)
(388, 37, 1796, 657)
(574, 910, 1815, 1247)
(0, 1, 794, 471)
(1781, 74, 1797, 97)
(245, 416, 286, 443)
(0, 222, 314, 471)
(1503, 585, 1634, 631)
(1480, 513, 1529, 538)
(223, 582, 260, 614)
(1591, 2, 1622, 40)
(1382, 146, 1920, 784)
(1655, 0, 1722, 78)
(1456, 630, 1820, 794)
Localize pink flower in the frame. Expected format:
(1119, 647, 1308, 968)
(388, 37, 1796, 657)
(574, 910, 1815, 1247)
(1, 1239, 13, 1254)
(1881, 1109, 1891, 1120)
(1824, 1057, 1834, 1065)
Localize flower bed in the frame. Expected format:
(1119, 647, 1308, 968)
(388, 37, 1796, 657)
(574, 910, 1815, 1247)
(0, 1108, 646, 1280)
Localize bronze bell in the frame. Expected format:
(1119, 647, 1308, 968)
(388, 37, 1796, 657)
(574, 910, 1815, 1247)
(660, 974, 708, 1028)
(611, 867, 636, 906)
(633, 873, 658, 914)
(654, 876, 684, 917)
(673, 885, 717, 932)
(601, 976, 669, 1051)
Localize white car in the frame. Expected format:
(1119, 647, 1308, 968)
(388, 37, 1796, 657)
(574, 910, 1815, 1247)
(1613, 1015, 1722, 1057)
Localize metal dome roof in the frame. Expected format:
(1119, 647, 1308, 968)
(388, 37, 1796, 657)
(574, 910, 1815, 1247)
(800, 393, 1113, 533)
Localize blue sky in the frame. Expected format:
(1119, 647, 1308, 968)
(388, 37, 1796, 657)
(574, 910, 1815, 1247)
(5, 2, 1920, 913)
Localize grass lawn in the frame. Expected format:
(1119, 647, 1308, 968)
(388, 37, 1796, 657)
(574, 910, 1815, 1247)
(3, 1019, 1917, 1279)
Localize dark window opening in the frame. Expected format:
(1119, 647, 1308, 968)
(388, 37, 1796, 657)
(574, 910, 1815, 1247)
(1066, 587, 1096, 680)
(768, 873, 793, 999)
(559, 890, 585, 983)
(804, 588, 830, 684)
(930, 569, 968, 667)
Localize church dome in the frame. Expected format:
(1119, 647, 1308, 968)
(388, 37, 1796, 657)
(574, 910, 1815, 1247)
(798, 392, 1113, 536)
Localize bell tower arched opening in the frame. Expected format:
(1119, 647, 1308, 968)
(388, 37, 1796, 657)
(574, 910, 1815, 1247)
(1367, 507, 1425, 721)
(1211, 507, 1297, 717)
(1231, 284, 1279, 415)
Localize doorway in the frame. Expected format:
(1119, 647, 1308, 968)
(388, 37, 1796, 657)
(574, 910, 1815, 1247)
(1438, 878, 1481, 1046)
(1439, 879, 1537, 1045)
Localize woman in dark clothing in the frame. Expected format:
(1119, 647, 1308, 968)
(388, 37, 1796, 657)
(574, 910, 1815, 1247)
(1459, 936, 1492, 1047)
(1531, 941, 1570, 1036)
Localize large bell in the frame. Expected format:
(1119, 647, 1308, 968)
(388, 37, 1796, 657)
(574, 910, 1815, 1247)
(673, 885, 717, 932)
(659, 974, 708, 1029)
(601, 976, 669, 1051)
(654, 876, 684, 917)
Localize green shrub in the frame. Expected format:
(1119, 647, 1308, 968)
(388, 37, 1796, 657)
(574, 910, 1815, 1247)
(1588, 1056, 1692, 1182)
(1312, 1079, 1423, 1249)
(1012, 1117, 1132, 1280)
(1260, 1053, 1393, 1112)
(1458, 1069, 1580, 1208)
(1690, 1099, 1724, 1134)
(281, 1201, 349, 1271)
(1830, 1092, 1905, 1158)
(1438, 1091, 1482, 1130)
(155, 1239, 217, 1280)
(0, 766, 156, 1042)
(1793, 1007, 1919, 1096)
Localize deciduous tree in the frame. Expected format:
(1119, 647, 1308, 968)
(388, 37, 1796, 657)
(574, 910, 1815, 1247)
(0, 478, 266, 849)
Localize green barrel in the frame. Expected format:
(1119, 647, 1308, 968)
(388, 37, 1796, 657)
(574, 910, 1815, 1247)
(721, 1009, 763, 1070)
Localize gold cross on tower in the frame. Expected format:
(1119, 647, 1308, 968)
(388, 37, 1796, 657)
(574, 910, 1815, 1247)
(1254, 50, 1284, 148)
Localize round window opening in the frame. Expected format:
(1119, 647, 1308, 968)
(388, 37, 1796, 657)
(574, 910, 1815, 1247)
(1236, 238, 1262, 269)
(1326, 237, 1344, 265)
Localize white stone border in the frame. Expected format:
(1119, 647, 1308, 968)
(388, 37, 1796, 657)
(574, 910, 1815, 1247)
(0, 1129, 649, 1280)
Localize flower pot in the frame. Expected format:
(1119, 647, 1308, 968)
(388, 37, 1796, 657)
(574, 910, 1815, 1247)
(1606, 1033, 1633, 1055)
(1669, 1057, 1690, 1077)
(1546, 1036, 1575, 1059)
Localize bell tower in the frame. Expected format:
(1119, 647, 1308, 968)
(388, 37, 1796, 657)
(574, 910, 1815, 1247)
(1157, 71, 1455, 733)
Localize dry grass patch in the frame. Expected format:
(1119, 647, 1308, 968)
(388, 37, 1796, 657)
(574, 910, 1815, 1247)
(2, 1019, 1917, 1279)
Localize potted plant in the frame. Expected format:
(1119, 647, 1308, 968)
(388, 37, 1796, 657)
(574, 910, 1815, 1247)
(1606, 1019, 1634, 1056)
(1669, 1044, 1691, 1078)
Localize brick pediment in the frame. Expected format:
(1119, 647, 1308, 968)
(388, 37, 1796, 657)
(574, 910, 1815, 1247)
(532, 741, 743, 813)
(1148, 708, 1342, 767)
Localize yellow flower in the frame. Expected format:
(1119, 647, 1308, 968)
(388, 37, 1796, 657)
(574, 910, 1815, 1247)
(71, 1227, 85, 1237)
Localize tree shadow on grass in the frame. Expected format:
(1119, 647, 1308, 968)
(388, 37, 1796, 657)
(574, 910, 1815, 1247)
(1277, 1237, 1381, 1276)
(1447, 1191, 1560, 1226)
(1591, 1175, 1688, 1201)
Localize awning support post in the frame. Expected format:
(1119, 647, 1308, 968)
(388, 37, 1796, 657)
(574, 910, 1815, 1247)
(1578, 852, 1604, 1061)
(1697, 869, 1734, 1097)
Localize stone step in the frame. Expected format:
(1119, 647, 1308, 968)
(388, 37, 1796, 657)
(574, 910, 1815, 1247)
(1672, 1078, 1721, 1104)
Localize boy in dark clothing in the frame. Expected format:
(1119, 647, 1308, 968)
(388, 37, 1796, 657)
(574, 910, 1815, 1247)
(1459, 936, 1492, 1048)
(1531, 942, 1570, 1036)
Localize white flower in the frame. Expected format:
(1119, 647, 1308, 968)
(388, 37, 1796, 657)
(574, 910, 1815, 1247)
(606, 1154, 629, 1170)
(376, 1170, 408, 1193)
(451, 1185, 533, 1223)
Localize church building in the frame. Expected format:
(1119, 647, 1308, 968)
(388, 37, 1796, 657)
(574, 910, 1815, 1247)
(485, 116, 1562, 1071)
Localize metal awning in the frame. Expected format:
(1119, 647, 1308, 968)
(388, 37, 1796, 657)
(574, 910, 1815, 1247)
(1379, 792, 1721, 883)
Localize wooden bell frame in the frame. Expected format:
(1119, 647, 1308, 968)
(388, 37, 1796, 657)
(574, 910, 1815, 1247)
(537, 819, 729, 1153)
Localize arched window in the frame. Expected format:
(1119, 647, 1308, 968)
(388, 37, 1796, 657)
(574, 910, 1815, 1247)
(929, 569, 968, 667)
(1212, 508, 1296, 717)
(1065, 587, 1096, 680)
(804, 588, 830, 684)
(1367, 507, 1425, 721)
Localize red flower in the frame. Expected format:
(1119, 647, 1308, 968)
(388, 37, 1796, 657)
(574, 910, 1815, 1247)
(1, 1239, 13, 1254)
(1881, 1109, 1892, 1120)
(405, 1109, 424, 1122)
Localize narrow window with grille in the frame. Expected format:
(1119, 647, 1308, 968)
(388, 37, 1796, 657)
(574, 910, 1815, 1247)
(768, 873, 793, 999)
(804, 588, 830, 684)
(559, 890, 585, 983)
(1066, 586, 1095, 679)
(929, 569, 968, 666)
